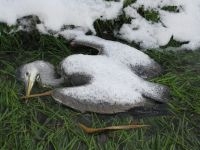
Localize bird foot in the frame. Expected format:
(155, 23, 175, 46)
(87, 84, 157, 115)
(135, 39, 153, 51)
(21, 90, 53, 99)
(78, 123, 150, 134)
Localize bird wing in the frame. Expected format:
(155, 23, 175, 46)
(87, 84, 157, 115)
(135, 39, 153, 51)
(52, 86, 146, 114)
(71, 35, 163, 79)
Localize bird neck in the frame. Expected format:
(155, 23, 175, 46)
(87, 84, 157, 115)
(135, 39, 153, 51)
(37, 65, 65, 87)
(42, 77, 65, 87)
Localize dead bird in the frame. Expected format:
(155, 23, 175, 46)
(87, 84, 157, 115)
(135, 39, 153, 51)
(16, 35, 170, 133)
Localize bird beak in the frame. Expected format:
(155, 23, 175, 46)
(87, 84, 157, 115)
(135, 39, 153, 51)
(25, 75, 35, 97)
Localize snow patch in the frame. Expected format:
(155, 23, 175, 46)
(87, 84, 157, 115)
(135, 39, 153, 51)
(118, 0, 200, 50)
(0, 0, 123, 33)
(0, 0, 200, 50)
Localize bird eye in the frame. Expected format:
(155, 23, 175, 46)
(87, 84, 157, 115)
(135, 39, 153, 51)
(26, 72, 29, 76)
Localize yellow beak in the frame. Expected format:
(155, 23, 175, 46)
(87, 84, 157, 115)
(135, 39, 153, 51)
(25, 75, 35, 97)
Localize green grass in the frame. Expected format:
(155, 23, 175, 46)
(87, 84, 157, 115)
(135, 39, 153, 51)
(0, 15, 200, 150)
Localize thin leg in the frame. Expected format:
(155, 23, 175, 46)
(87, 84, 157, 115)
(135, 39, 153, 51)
(21, 90, 53, 99)
(78, 123, 149, 134)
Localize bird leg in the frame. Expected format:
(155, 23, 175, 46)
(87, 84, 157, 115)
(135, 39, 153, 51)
(21, 90, 53, 99)
(78, 123, 149, 134)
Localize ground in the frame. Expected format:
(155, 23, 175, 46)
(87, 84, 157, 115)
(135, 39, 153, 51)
(0, 20, 200, 150)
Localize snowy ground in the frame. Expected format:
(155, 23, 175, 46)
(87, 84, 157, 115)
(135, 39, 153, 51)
(0, 0, 200, 50)
(0, 1, 200, 147)
(118, 0, 200, 50)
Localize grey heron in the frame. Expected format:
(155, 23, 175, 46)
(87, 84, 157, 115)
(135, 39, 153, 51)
(16, 36, 169, 133)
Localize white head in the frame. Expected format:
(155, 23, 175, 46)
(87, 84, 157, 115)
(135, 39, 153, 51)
(16, 61, 42, 96)
(16, 60, 64, 96)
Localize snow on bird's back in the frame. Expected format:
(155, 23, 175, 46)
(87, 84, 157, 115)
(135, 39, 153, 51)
(60, 54, 151, 104)
(74, 35, 154, 67)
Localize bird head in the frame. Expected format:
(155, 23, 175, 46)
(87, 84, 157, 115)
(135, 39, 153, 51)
(16, 63, 41, 97)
